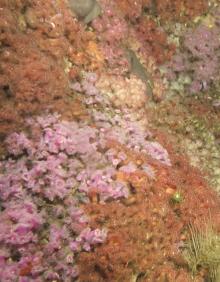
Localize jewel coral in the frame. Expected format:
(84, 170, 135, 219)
(0, 65, 174, 280)
(165, 11, 220, 94)
(0, 104, 171, 280)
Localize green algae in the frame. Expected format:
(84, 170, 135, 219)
(183, 221, 220, 281)
(171, 191, 183, 204)
(18, 14, 27, 32)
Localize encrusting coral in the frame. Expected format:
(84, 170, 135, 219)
(164, 5, 220, 94)
(0, 71, 174, 280)
(0, 0, 220, 281)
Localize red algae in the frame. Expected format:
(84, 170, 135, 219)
(115, 0, 152, 20)
(115, 0, 208, 23)
(0, 0, 178, 140)
(0, 0, 101, 138)
(156, 0, 208, 22)
(134, 16, 176, 64)
(0, 0, 220, 281)
(77, 132, 220, 282)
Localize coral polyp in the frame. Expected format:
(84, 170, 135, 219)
(0, 0, 220, 281)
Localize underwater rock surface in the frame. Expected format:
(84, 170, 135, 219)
(0, 0, 220, 281)
(68, 0, 101, 23)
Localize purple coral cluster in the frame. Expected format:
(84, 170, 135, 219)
(0, 116, 111, 281)
(165, 14, 220, 93)
(72, 72, 171, 167)
(0, 70, 171, 281)
(2, 111, 131, 202)
(91, 0, 130, 74)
